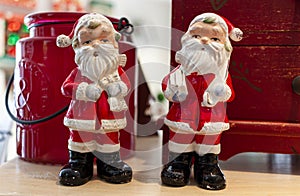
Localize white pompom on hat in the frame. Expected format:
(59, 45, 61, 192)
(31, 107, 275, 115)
(222, 15, 243, 42)
(189, 12, 243, 42)
(56, 34, 73, 48)
(56, 13, 117, 48)
(56, 19, 77, 48)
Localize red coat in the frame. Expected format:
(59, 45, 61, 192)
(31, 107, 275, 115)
(61, 67, 130, 131)
(162, 65, 235, 134)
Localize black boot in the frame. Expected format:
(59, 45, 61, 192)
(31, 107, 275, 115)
(161, 151, 194, 187)
(194, 153, 226, 190)
(59, 150, 94, 186)
(96, 151, 132, 184)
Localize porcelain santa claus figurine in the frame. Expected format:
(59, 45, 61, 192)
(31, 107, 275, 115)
(161, 13, 242, 190)
(56, 13, 132, 186)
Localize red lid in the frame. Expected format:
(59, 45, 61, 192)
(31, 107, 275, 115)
(24, 12, 86, 29)
(24, 12, 120, 29)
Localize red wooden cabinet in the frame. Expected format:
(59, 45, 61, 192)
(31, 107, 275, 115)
(167, 0, 300, 160)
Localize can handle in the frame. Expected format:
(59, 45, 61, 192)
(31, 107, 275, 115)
(5, 73, 69, 125)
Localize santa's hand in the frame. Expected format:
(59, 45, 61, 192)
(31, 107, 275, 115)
(164, 85, 187, 102)
(85, 84, 102, 102)
(202, 84, 232, 107)
(213, 84, 232, 102)
(213, 84, 226, 97)
(172, 90, 187, 102)
(106, 81, 128, 97)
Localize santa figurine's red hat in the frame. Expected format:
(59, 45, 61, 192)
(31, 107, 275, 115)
(189, 12, 243, 42)
(56, 13, 120, 48)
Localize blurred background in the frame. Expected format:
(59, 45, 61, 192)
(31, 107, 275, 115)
(0, 0, 172, 164)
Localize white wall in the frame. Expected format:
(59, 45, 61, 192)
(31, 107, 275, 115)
(110, 0, 172, 99)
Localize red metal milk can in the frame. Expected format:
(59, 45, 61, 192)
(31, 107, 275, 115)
(12, 12, 135, 164)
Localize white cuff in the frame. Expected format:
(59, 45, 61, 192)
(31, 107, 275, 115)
(76, 82, 88, 101)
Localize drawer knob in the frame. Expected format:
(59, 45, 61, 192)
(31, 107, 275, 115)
(292, 76, 300, 95)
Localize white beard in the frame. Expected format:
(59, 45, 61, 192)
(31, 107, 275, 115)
(75, 44, 119, 82)
(174, 37, 233, 107)
(175, 38, 230, 80)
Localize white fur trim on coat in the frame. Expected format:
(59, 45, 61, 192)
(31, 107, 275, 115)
(64, 118, 95, 131)
(164, 118, 194, 133)
(101, 118, 127, 130)
(64, 117, 127, 131)
(199, 122, 230, 134)
(107, 97, 128, 112)
(164, 118, 229, 134)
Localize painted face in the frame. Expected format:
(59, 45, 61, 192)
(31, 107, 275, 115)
(77, 22, 117, 49)
(175, 21, 230, 78)
(74, 22, 120, 81)
(189, 21, 226, 45)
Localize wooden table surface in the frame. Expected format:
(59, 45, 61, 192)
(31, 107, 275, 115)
(1, 135, 300, 195)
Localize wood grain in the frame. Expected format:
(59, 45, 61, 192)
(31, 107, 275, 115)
(1, 135, 300, 195)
